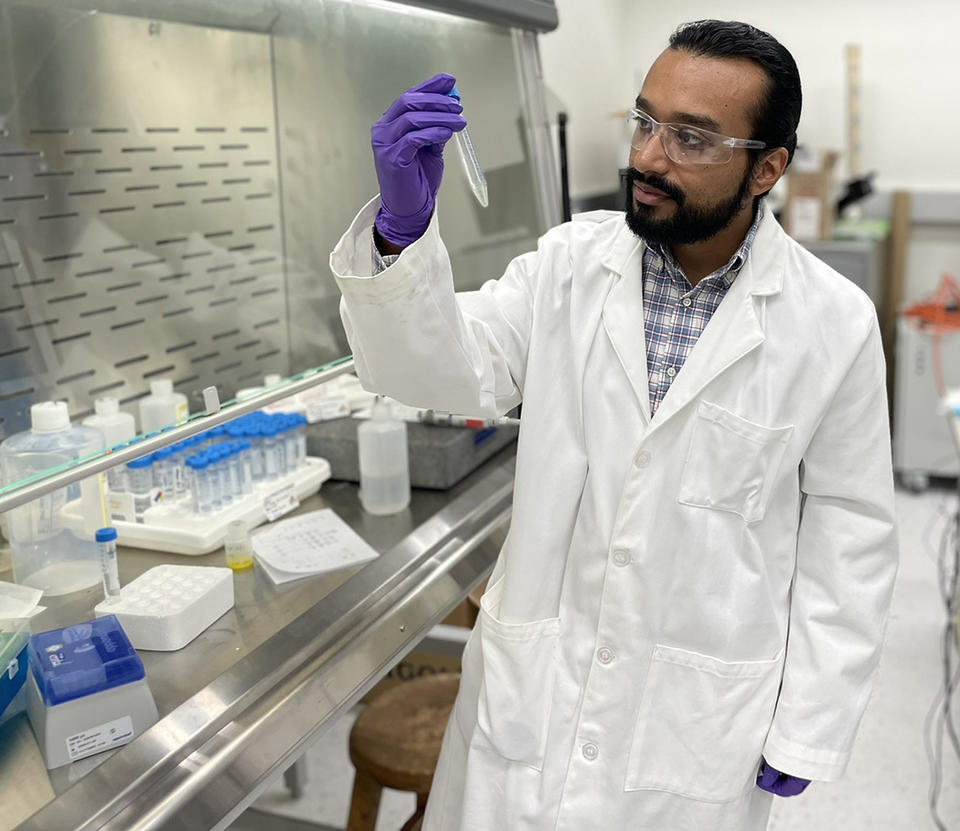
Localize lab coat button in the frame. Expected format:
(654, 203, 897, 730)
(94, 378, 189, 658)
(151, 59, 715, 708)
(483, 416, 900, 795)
(612, 550, 630, 567)
(582, 742, 599, 761)
(635, 450, 651, 468)
(597, 647, 615, 665)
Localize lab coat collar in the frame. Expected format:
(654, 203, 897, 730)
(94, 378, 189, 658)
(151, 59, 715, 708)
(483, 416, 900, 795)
(600, 208, 787, 431)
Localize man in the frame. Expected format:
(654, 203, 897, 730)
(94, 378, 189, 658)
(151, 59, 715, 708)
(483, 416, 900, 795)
(331, 19, 898, 831)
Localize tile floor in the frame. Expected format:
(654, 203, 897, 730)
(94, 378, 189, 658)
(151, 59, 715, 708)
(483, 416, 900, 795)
(233, 484, 960, 831)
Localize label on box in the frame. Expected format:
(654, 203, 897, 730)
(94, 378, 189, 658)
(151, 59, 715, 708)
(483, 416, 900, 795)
(264, 484, 299, 521)
(108, 491, 136, 522)
(305, 396, 350, 423)
(66, 715, 134, 762)
(789, 196, 822, 240)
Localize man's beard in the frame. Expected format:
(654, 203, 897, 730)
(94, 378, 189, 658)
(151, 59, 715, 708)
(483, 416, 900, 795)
(623, 165, 754, 248)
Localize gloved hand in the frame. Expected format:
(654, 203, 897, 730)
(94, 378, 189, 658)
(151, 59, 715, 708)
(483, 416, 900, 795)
(756, 759, 811, 797)
(371, 72, 466, 247)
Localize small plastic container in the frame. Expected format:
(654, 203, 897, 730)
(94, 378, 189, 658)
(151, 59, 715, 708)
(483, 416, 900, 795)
(152, 446, 175, 501)
(223, 521, 254, 571)
(358, 397, 410, 515)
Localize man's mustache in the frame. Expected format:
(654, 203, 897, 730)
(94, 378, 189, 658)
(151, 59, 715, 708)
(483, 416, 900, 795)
(626, 168, 686, 207)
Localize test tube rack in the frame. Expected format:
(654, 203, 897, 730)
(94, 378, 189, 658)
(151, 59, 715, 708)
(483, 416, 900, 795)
(61, 456, 331, 556)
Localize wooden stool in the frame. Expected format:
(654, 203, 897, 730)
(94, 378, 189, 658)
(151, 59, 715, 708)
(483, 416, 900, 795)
(347, 673, 461, 831)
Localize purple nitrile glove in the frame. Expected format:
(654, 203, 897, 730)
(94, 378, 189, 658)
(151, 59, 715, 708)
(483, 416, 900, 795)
(371, 72, 466, 247)
(756, 759, 811, 797)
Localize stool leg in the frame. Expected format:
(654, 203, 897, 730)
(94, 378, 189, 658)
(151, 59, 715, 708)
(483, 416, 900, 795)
(399, 792, 428, 831)
(346, 769, 382, 831)
(283, 757, 307, 799)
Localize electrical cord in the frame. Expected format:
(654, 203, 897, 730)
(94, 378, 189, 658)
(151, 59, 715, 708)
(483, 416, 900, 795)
(926, 499, 960, 829)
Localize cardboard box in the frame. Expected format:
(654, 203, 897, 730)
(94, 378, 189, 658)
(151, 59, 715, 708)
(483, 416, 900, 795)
(784, 149, 838, 241)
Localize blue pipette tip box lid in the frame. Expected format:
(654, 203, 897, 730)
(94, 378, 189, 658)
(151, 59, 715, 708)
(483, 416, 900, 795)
(27, 615, 145, 707)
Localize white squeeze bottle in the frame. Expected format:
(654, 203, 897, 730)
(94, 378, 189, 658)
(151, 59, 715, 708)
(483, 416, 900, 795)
(139, 379, 189, 434)
(83, 397, 136, 492)
(357, 396, 410, 515)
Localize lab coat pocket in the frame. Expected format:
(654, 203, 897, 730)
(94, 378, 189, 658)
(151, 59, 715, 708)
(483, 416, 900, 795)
(475, 577, 560, 771)
(625, 645, 783, 802)
(678, 401, 793, 523)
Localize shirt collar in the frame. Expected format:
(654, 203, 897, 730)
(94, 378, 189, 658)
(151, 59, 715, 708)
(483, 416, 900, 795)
(649, 201, 766, 289)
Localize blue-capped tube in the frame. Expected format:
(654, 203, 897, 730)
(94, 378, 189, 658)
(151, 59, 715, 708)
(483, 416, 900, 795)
(281, 416, 297, 474)
(125, 454, 154, 524)
(237, 439, 254, 494)
(262, 424, 279, 481)
(211, 448, 231, 507)
(187, 455, 212, 514)
(226, 443, 243, 499)
(153, 446, 175, 502)
(295, 414, 307, 468)
(246, 424, 265, 482)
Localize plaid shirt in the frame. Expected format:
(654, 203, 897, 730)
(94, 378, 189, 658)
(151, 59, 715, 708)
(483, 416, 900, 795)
(642, 205, 764, 415)
(372, 205, 763, 415)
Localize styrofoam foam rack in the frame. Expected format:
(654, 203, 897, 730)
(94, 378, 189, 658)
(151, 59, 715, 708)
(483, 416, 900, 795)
(63, 456, 331, 556)
(94, 564, 234, 651)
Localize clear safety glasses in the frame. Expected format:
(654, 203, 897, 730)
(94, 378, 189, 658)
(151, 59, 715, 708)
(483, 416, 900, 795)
(626, 107, 767, 165)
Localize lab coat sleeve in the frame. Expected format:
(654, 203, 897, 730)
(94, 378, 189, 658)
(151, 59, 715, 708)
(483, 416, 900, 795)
(762, 317, 898, 781)
(329, 196, 542, 417)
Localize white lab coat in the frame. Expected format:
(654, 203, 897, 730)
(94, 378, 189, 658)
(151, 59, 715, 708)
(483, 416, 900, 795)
(330, 196, 898, 831)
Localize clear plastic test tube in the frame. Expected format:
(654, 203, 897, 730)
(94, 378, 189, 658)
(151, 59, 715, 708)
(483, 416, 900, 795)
(95, 526, 121, 602)
(446, 86, 489, 208)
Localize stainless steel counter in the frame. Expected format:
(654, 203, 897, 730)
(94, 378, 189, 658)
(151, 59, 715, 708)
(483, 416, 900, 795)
(0, 447, 515, 831)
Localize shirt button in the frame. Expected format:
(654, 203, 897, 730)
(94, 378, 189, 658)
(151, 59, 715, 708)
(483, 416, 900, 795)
(666, 367, 676, 377)
(682, 298, 692, 307)
(612, 549, 630, 567)
(635, 449, 651, 468)
(582, 742, 599, 761)
(597, 647, 615, 665)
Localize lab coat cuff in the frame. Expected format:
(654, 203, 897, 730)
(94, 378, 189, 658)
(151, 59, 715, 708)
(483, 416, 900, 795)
(761, 722, 850, 782)
(330, 194, 441, 304)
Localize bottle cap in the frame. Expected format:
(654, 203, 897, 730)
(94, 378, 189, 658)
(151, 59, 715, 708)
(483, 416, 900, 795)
(95, 527, 118, 543)
(150, 379, 173, 396)
(125, 454, 153, 469)
(94, 397, 120, 416)
(446, 85, 462, 101)
(31, 401, 70, 433)
(154, 446, 173, 460)
(224, 520, 248, 543)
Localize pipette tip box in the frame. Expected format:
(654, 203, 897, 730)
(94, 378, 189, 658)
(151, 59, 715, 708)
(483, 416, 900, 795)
(26, 615, 158, 769)
(94, 564, 235, 651)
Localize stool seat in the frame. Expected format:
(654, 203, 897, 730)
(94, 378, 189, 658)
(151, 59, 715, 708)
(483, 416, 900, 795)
(347, 673, 460, 831)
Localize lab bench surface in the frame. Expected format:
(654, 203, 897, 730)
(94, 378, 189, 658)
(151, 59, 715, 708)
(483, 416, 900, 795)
(0, 447, 515, 831)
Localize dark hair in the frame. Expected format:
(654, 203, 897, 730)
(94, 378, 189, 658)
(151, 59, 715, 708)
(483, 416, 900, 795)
(669, 20, 802, 168)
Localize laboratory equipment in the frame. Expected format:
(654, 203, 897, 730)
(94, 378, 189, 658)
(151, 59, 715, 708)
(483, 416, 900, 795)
(124, 455, 155, 523)
(96, 527, 121, 602)
(0, 402, 105, 596)
(82, 398, 136, 492)
(358, 397, 410, 515)
(26, 616, 158, 769)
(224, 521, 254, 571)
(93, 565, 235, 651)
(446, 86, 489, 208)
(0, 617, 30, 725)
(139, 379, 189, 434)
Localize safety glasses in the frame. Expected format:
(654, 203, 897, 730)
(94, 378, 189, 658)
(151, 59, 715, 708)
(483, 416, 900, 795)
(626, 107, 766, 165)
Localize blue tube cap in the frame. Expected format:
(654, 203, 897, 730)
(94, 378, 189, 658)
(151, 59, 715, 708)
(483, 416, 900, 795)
(95, 527, 118, 543)
(446, 85, 461, 100)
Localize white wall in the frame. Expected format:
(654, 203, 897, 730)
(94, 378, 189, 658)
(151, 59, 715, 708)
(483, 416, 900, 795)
(541, 0, 960, 196)
(539, 0, 960, 303)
